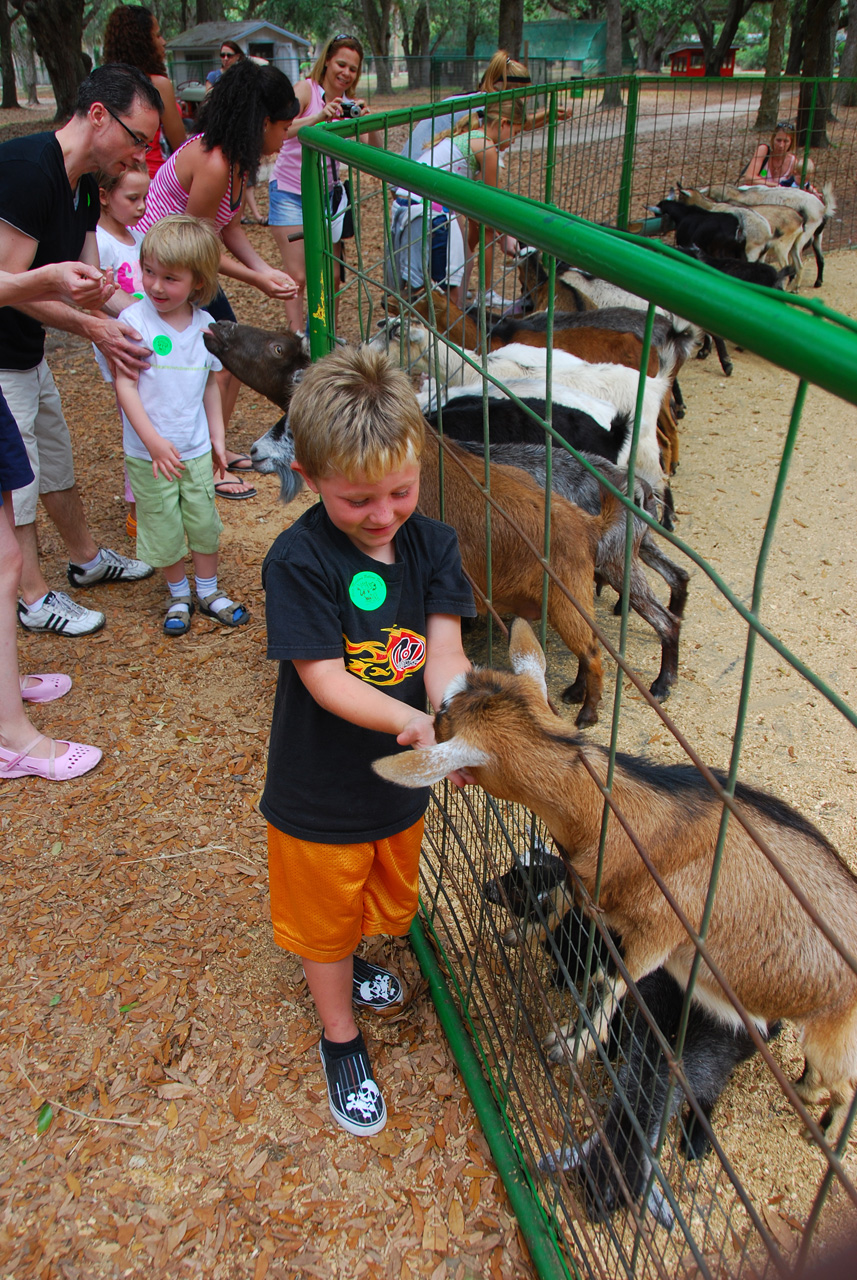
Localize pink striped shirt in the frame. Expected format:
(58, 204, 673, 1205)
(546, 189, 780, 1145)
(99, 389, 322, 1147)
(137, 138, 245, 236)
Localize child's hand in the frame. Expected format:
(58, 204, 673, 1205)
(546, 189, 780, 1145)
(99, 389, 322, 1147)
(150, 437, 185, 481)
(210, 443, 228, 479)
(396, 711, 437, 750)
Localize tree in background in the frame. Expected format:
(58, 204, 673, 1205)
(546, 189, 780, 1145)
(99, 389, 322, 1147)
(756, 0, 789, 128)
(1, 2, 20, 109)
(498, 0, 523, 59)
(10, 0, 88, 120)
(837, 0, 857, 106)
(632, 0, 696, 73)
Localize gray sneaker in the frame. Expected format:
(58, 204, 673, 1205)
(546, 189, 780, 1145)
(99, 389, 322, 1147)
(67, 546, 154, 588)
(18, 590, 105, 636)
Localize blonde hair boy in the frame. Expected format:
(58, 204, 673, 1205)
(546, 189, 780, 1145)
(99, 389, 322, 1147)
(289, 346, 425, 483)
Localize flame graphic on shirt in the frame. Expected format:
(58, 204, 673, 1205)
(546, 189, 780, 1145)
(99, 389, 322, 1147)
(344, 627, 427, 686)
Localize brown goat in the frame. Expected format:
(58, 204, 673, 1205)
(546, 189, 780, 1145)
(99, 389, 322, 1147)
(375, 620, 857, 1140)
(417, 430, 608, 725)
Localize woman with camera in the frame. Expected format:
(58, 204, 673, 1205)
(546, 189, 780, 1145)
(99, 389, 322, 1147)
(268, 34, 381, 332)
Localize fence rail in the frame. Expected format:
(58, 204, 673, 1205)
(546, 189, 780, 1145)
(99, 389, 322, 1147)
(298, 87, 857, 1280)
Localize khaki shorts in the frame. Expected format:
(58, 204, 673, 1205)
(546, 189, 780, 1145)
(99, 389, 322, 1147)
(125, 452, 223, 567)
(267, 818, 424, 963)
(1, 361, 75, 526)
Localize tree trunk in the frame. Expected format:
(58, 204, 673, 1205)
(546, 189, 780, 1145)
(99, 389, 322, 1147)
(498, 0, 523, 61)
(195, 0, 224, 22)
(796, 0, 839, 146)
(406, 2, 431, 89)
(361, 0, 393, 95)
(699, 0, 754, 77)
(836, 0, 857, 106)
(11, 0, 86, 121)
(633, 14, 684, 74)
(600, 0, 623, 109)
(786, 0, 806, 74)
(756, 0, 789, 129)
(14, 15, 40, 104)
(1, 4, 20, 110)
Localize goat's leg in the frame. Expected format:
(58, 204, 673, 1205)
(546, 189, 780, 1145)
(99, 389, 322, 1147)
(812, 227, 826, 287)
(638, 531, 689, 618)
(712, 335, 733, 376)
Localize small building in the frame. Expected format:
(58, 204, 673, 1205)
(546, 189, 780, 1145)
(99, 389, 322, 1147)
(166, 21, 312, 87)
(668, 44, 738, 78)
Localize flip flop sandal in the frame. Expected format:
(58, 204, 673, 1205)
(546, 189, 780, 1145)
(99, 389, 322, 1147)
(225, 454, 254, 473)
(164, 595, 194, 636)
(197, 592, 250, 627)
(214, 480, 257, 501)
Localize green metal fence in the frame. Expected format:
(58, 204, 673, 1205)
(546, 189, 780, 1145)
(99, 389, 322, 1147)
(298, 92, 857, 1279)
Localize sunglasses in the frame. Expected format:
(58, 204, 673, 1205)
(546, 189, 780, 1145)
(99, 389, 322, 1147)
(776, 121, 795, 130)
(101, 103, 149, 150)
(220, 49, 238, 58)
(330, 33, 363, 52)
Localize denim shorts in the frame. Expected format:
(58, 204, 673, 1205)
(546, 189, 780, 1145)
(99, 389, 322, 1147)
(268, 182, 304, 227)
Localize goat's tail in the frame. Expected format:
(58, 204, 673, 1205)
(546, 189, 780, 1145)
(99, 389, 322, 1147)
(667, 317, 703, 364)
(657, 338, 684, 381)
(821, 184, 837, 219)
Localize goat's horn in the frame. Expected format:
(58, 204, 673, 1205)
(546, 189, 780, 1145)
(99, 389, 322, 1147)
(373, 739, 489, 788)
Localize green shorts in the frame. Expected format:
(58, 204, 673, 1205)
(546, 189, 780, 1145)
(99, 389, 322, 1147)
(125, 452, 223, 568)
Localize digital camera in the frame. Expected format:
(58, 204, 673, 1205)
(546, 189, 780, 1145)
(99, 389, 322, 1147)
(339, 97, 363, 119)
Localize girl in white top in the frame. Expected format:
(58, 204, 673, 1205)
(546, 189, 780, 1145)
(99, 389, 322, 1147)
(95, 161, 150, 308)
(391, 95, 527, 308)
(111, 216, 248, 637)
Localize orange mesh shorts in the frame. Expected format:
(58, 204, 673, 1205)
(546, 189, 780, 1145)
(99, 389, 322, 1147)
(266, 818, 424, 963)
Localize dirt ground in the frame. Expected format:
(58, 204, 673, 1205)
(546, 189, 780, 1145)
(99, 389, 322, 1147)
(1, 183, 857, 1279)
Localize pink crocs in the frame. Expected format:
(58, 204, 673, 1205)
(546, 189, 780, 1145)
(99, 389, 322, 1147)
(0, 734, 102, 780)
(19, 673, 73, 704)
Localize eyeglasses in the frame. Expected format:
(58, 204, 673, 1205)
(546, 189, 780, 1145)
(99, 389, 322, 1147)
(101, 103, 149, 150)
(220, 49, 237, 58)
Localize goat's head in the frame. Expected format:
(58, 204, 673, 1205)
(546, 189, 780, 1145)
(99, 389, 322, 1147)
(364, 317, 432, 373)
(373, 619, 558, 792)
(203, 321, 309, 411)
(249, 415, 305, 505)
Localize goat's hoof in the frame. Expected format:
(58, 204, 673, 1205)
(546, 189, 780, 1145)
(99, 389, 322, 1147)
(561, 679, 586, 705)
(574, 706, 599, 729)
(722, 363, 734, 376)
(648, 676, 673, 702)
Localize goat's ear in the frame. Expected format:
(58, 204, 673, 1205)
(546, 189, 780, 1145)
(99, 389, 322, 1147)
(373, 739, 490, 788)
(508, 619, 548, 701)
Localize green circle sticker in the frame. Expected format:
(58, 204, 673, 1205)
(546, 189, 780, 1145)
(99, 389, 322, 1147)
(152, 334, 173, 355)
(349, 571, 386, 611)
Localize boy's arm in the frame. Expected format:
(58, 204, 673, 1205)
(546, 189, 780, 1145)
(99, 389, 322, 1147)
(114, 371, 184, 480)
(202, 370, 227, 477)
(423, 613, 471, 710)
(293, 658, 436, 747)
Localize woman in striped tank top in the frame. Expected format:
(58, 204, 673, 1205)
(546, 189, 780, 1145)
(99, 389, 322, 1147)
(139, 61, 299, 494)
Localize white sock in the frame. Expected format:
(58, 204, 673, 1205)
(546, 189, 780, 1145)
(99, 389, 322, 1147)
(24, 593, 48, 612)
(195, 573, 217, 599)
(167, 576, 190, 598)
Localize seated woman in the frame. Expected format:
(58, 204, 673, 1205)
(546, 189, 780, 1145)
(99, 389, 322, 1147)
(740, 122, 819, 194)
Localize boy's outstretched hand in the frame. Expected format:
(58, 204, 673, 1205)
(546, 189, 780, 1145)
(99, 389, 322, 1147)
(396, 713, 474, 787)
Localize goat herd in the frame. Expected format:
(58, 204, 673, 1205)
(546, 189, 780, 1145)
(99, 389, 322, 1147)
(203, 178, 855, 1240)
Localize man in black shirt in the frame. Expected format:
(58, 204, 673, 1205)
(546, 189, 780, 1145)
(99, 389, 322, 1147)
(0, 65, 162, 636)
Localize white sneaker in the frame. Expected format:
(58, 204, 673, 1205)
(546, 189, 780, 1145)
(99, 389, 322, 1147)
(67, 546, 154, 588)
(18, 590, 105, 636)
(479, 289, 512, 310)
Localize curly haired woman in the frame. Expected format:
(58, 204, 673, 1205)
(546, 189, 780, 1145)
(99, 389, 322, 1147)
(102, 4, 186, 177)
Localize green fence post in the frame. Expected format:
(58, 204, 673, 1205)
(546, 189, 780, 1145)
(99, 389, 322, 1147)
(617, 74, 638, 232)
(300, 143, 335, 359)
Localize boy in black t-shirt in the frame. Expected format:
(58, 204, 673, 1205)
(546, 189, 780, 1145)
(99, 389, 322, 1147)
(261, 347, 475, 1136)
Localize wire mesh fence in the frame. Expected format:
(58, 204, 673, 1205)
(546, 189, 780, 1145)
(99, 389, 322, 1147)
(297, 93, 857, 1279)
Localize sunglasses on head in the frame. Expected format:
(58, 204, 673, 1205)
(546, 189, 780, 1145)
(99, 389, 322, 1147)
(776, 121, 794, 130)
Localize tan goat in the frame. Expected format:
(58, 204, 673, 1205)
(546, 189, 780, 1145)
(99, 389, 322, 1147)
(375, 619, 857, 1140)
